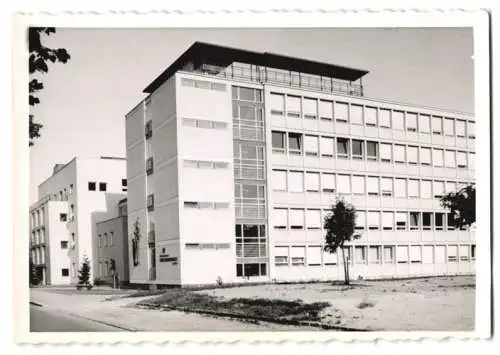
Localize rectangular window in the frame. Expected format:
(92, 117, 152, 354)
(289, 171, 304, 193)
(379, 109, 391, 128)
(60, 213, 67, 222)
(319, 100, 333, 120)
(286, 95, 301, 117)
(272, 170, 287, 191)
(456, 120, 466, 138)
(380, 143, 392, 163)
(410, 212, 420, 230)
(355, 211, 365, 231)
(382, 212, 394, 230)
(364, 107, 377, 126)
(273, 209, 288, 229)
(289, 209, 305, 229)
(433, 181, 444, 198)
(305, 172, 320, 192)
(422, 212, 433, 230)
(422, 246, 434, 263)
(334, 102, 348, 122)
(468, 121, 475, 139)
(337, 174, 351, 194)
(408, 179, 419, 198)
(394, 144, 405, 163)
(419, 114, 430, 133)
(88, 182, 96, 191)
(472, 245, 476, 259)
(448, 245, 458, 262)
(147, 194, 154, 211)
(447, 213, 456, 230)
(352, 139, 364, 159)
(381, 177, 393, 196)
(369, 246, 381, 263)
(445, 150, 456, 168)
(445, 181, 456, 194)
(421, 180, 432, 198)
(306, 209, 321, 229)
(434, 245, 446, 263)
(396, 246, 409, 263)
(274, 246, 289, 265)
(435, 213, 444, 230)
(355, 246, 367, 263)
(99, 182, 107, 191)
(393, 111, 404, 130)
(469, 153, 475, 170)
(396, 212, 408, 231)
(459, 245, 470, 261)
(444, 118, 455, 136)
(352, 175, 365, 195)
(336, 138, 349, 159)
(366, 141, 378, 161)
(269, 93, 285, 115)
(61, 269, 69, 277)
(407, 146, 418, 165)
(288, 132, 302, 154)
(367, 211, 380, 230)
(271, 131, 285, 153)
(384, 246, 394, 263)
(303, 98, 317, 119)
(395, 178, 406, 198)
(350, 104, 363, 125)
(367, 176, 379, 196)
(457, 151, 467, 168)
(420, 147, 431, 166)
(320, 136, 334, 157)
(433, 149, 444, 167)
(307, 246, 322, 266)
(60, 241, 68, 249)
(304, 135, 319, 156)
(410, 246, 422, 263)
(291, 246, 306, 265)
(322, 173, 336, 193)
(406, 113, 418, 132)
(432, 116, 443, 135)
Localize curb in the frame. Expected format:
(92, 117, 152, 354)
(65, 312, 139, 332)
(137, 302, 369, 332)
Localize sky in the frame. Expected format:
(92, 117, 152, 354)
(29, 27, 474, 204)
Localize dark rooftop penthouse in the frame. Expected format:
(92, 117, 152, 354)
(144, 42, 369, 97)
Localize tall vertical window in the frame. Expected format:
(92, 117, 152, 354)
(396, 212, 408, 230)
(421, 180, 432, 199)
(303, 98, 317, 119)
(406, 113, 418, 132)
(447, 213, 456, 231)
(364, 107, 377, 126)
(366, 141, 378, 161)
(410, 212, 420, 230)
(433, 149, 444, 167)
(337, 174, 351, 194)
(468, 121, 475, 139)
(334, 102, 348, 122)
(445, 181, 456, 194)
(321, 173, 336, 193)
(384, 246, 394, 263)
(394, 144, 405, 163)
(393, 111, 404, 130)
(367, 176, 379, 196)
(304, 135, 319, 156)
(395, 178, 406, 198)
(352, 175, 365, 195)
(307, 246, 322, 266)
(320, 136, 334, 157)
(271, 131, 285, 153)
(445, 150, 456, 168)
(305, 172, 320, 192)
(319, 100, 333, 120)
(289, 209, 305, 229)
(381, 177, 393, 196)
(382, 212, 394, 230)
(422, 213, 433, 230)
(435, 213, 444, 231)
(432, 116, 443, 135)
(407, 146, 419, 165)
(433, 181, 445, 198)
(379, 109, 391, 128)
(306, 209, 321, 229)
(286, 95, 301, 117)
(269, 93, 285, 116)
(273, 209, 288, 229)
(469, 152, 475, 170)
(448, 246, 458, 262)
(457, 151, 467, 168)
(419, 114, 431, 134)
(271, 170, 287, 191)
(352, 139, 364, 159)
(350, 104, 363, 125)
(444, 118, 455, 136)
(336, 138, 349, 159)
(355, 211, 365, 230)
(408, 179, 419, 198)
(288, 171, 304, 193)
(369, 246, 381, 263)
(420, 147, 431, 166)
(354, 246, 367, 263)
(396, 246, 409, 263)
(88, 182, 96, 191)
(410, 246, 422, 264)
(455, 120, 466, 138)
(380, 143, 392, 163)
(288, 133, 302, 154)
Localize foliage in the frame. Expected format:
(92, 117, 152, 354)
(29, 27, 71, 146)
(440, 184, 476, 228)
(132, 219, 141, 266)
(29, 254, 41, 286)
(323, 199, 360, 285)
(77, 256, 91, 286)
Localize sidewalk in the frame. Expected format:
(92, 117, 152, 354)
(30, 288, 314, 331)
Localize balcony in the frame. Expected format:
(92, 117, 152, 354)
(148, 230, 156, 245)
(148, 268, 156, 281)
(186, 63, 363, 97)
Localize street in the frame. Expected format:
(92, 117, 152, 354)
(30, 305, 120, 332)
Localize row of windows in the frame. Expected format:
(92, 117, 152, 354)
(183, 159, 230, 169)
(51, 184, 74, 202)
(272, 208, 466, 232)
(31, 208, 44, 228)
(185, 243, 231, 250)
(271, 169, 470, 198)
(88, 181, 107, 192)
(184, 201, 230, 210)
(181, 77, 227, 92)
(269, 93, 475, 138)
(97, 232, 114, 248)
(31, 229, 45, 245)
(274, 244, 476, 266)
(183, 117, 228, 130)
(271, 131, 475, 169)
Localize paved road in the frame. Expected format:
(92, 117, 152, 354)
(30, 305, 120, 332)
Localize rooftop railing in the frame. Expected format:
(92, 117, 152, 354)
(187, 63, 363, 97)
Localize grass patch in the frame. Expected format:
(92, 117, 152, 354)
(356, 300, 376, 309)
(141, 290, 330, 322)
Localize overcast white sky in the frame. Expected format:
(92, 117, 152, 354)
(29, 27, 474, 203)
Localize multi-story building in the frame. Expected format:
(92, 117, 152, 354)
(94, 198, 129, 286)
(30, 157, 127, 285)
(125, 42, 475, 286)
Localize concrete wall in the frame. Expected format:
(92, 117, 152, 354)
(46, 201, 71, 285)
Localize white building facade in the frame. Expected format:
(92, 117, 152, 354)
(30, 157, 127, 285)
(126, 42, 475, 286)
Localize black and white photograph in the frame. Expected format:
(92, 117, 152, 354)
(12, 9, 492, 344)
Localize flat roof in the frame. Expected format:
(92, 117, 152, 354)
(143, 42, 369, 94)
